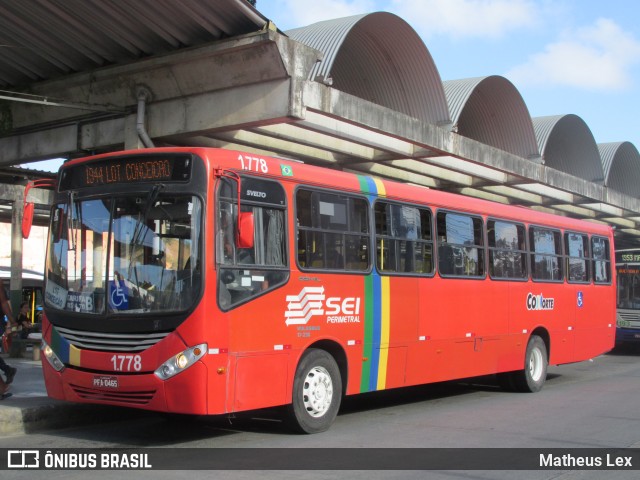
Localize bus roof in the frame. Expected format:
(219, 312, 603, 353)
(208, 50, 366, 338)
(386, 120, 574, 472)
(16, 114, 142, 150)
(66, 147, 614, 238)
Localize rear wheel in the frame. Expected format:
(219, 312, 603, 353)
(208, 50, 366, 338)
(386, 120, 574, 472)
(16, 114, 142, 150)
(511, 335, 548, 393)
(285, 349, 342, 434)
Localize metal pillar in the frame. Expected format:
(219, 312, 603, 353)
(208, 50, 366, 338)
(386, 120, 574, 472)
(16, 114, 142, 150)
(9, 193, 24, 315)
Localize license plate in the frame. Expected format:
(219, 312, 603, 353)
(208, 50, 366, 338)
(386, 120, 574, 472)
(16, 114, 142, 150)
(93, 375, 119, 389)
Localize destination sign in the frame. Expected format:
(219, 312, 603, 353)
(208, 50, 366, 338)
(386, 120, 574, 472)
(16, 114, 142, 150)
(59, 154, 192, 190)
(618, 268, 640, 275)
(619, 253, 640, 263)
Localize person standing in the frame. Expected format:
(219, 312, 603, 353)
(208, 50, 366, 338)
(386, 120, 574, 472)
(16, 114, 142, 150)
(0, 279, 17, 398)
(16, 302, 34, 339)
(0, 354, 17, 385)
(0, 357, 15, 399)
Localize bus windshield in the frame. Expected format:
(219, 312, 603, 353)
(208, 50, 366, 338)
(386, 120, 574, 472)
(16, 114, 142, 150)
(45, 191, 202, 315)
(617, 265, 640, 310)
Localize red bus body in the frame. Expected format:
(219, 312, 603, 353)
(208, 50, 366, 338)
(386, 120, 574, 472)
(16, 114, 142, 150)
(40, 148, 615, 430)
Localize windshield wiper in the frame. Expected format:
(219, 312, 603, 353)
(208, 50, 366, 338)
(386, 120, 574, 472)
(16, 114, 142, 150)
(126, 184, 165, 297)
(129, 184, 165, 250)
(67, 190, 77, 251)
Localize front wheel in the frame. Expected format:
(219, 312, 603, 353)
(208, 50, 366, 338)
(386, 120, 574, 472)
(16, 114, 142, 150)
(285, 349, 342, 434)
(512, 335, 548, 393)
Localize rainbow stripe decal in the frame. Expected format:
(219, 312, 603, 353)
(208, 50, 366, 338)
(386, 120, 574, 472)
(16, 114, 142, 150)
(50, 326, 82, 367)
(357, 176, 391, 392)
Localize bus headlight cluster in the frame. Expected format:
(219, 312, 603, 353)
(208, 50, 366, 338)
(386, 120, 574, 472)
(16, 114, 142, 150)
(154, 344, 207, 380)
(42, 340, 65, 372)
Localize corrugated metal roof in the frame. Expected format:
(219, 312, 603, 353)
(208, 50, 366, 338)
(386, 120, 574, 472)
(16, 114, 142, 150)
(287, 12, 450, 126)
(0, 0, 267, 89)
(532, 115, 604, 183)
(599, 142, 640, 198)
(443, 76, 540, 160)
(0, 165, 56, 185)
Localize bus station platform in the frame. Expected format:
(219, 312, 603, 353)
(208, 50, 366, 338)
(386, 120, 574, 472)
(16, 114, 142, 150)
(0, 353, 132, 437)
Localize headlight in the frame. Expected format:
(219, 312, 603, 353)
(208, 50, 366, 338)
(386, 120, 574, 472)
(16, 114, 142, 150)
(42, 339, 65, 372)
(154, 343, 207, 380)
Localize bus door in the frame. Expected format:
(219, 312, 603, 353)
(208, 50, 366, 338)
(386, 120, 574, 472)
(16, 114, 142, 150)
(574, 236, 614, 358)
(373, 201, 426, 387)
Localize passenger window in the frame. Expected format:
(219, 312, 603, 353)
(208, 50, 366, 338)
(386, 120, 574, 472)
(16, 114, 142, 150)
(375, 202, 433, 275)
(565, 232, 589, 283)
(591, 236, 611, 284)
(530, 227, 563, 282)
(436, 212, 484, 278)
(296, 189, 369, 271)
(487, 220, 527, 280)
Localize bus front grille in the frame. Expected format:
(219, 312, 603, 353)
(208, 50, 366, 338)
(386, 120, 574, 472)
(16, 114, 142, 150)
(70, 384, 156, 405)
(618, 311, 640, 325)
(55, 327, 170, 352)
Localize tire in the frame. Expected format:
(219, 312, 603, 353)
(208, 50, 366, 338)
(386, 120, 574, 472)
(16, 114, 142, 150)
(511, 335, 548, 393)
(285, 349, 342, 434)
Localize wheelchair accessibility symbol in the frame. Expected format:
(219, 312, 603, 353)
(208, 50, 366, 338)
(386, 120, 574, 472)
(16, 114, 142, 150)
(110, 281, 129, 310)
(577, 291, 584, 308)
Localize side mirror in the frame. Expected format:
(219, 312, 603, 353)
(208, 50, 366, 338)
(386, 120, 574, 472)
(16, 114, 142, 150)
(23, 202, 35, 239)
(237, 212, 254, 249)
(22, 178, 56, 239)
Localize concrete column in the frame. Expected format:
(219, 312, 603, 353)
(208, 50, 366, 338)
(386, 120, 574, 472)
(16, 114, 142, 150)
(10, 194, 24, 315)
(124, 113, 144, 150)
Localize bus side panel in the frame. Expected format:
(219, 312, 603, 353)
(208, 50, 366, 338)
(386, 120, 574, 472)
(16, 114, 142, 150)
(508, 282, 534, 359)
(409, 277, 451, 385)
(574, 284, 615, 361)
(415, 277, 509, 383)
(551, 284, 580, 365)
(379, 346, 407, 389)
(382, 277, 418, 389)
(231, 353, 290, 412)
(471, 278, 510, 376)
(510, 280, 574, 366)
(493, 281, 524, 373)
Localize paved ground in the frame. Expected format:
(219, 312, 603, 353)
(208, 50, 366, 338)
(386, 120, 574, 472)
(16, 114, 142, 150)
(0, 350, 121, 436)
(2, 344, 639, 441)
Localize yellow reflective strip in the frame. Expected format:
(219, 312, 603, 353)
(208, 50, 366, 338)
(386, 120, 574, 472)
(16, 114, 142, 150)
(373, 178, 386, 196)
(377, 276, 391, 389)
(69, 344, 82, 367)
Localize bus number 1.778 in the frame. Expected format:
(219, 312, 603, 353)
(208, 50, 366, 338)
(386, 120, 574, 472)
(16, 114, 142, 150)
(238, 154, 268, 173)
(110, 355, 142, 372)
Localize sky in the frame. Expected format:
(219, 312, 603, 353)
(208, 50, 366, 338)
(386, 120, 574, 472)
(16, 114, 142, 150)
(255, 0, 640, 155)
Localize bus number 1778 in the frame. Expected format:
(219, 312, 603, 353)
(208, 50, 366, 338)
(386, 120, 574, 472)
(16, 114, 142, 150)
(110, 355, 142, 372)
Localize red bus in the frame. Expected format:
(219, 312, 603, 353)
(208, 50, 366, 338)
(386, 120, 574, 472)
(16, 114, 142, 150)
(38, 147, 615, 433)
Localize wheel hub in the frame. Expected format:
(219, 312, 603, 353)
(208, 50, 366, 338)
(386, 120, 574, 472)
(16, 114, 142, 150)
(302, 366, 333, 418)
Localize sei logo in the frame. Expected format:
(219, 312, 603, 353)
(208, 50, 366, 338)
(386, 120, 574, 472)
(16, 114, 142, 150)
(326, 297, 361, 324)
(285, 287, 361, 325)
(325, 297, 361, 315)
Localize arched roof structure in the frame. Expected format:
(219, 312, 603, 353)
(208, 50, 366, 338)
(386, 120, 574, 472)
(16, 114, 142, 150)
(286, 12, 450, 126)
(599, 142, 640, 198)
(532, 115, 604, 183)
(443, 76, 540, 160)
